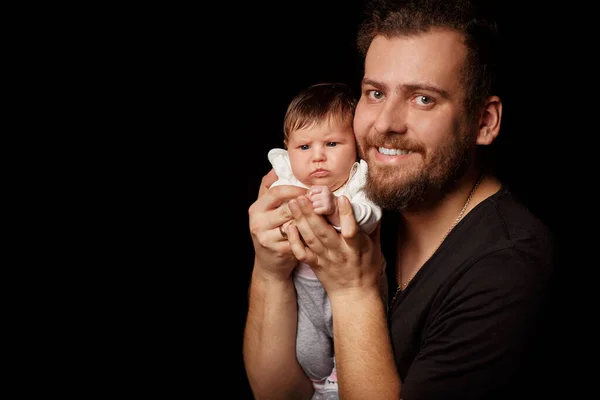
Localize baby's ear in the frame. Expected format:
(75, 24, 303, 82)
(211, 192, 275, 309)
(283, 139, 288, 149)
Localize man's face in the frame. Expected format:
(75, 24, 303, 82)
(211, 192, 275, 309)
(354, 29, 479, 211)
(287, 115, 357, 192)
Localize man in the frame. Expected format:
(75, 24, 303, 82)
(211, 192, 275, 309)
(244, 0, 555, 399)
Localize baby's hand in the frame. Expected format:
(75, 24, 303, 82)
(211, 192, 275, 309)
(308, 185, 336, 215)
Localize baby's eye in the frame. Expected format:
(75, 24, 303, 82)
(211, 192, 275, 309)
(300, 145, 310, 151)
(326, 142, 337, 147)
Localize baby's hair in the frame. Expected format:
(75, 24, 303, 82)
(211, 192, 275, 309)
(283, 82, 357, 148)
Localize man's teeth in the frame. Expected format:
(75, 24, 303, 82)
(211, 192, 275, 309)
(378, 147, 413, 155)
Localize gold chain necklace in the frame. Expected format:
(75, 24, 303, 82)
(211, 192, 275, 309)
(390, 174, 484, 306)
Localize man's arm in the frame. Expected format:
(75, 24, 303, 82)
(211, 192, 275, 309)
(329, 287, 400, 399)
(243, 267, 313, 399)
(243, 172, 313, 399)
(286, 195, 401, 399)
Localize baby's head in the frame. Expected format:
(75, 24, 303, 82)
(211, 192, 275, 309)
(283, 82, 358, 192)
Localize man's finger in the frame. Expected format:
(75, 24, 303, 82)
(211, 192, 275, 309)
(286, 223, 316, 267)
(338, 195, 359, 239)
(289, 196, 329, 252)
(249, 185, 309, 230)
(252, 184, 307, 212)
(258, 169, 278, 198)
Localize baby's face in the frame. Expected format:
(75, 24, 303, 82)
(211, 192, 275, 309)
(287, 116, 357, 192)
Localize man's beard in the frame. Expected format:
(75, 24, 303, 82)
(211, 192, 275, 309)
(363, 126, 476, 213)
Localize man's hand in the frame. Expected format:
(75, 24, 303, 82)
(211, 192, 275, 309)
(258, 168, 279, 198)
(249, 171, 308, 281)
(286, 194, 383, 296)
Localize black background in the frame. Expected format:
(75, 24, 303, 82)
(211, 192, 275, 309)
(112, 1, 589, 397)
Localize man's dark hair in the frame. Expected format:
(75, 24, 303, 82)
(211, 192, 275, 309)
(357, 0, 502, 121)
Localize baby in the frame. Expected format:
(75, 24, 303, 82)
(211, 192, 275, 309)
(268, 82, 386, 399)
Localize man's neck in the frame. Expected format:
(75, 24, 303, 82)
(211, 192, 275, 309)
(395, 172, 501, 288)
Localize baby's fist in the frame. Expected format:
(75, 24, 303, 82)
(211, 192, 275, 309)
(309, 185, 336, 215)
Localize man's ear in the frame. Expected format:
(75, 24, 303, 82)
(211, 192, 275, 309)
(476, 95, 502, 146)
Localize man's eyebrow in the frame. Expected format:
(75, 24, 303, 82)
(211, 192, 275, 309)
(361, 78, 386, 91)
(402, 83, 450, 99)
(361, 78, 450, 99)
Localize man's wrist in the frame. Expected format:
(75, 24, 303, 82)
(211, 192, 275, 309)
(328, 285, 382, 307)
(252, 259, 294, 284)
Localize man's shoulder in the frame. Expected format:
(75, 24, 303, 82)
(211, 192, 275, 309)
(474, 185, 556, 261)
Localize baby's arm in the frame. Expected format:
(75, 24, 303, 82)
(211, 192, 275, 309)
(348, 190, 382, 234)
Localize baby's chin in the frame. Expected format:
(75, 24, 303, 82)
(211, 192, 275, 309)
(305, 178, 346, 192)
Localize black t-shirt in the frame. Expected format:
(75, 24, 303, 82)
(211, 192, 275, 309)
(381, 185, 556, 400)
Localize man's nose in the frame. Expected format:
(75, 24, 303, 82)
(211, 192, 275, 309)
(373, 99, 408, 135)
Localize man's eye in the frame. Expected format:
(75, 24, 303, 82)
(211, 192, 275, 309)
(415, 95, 433, 106)
(368, 90, 383, 100)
